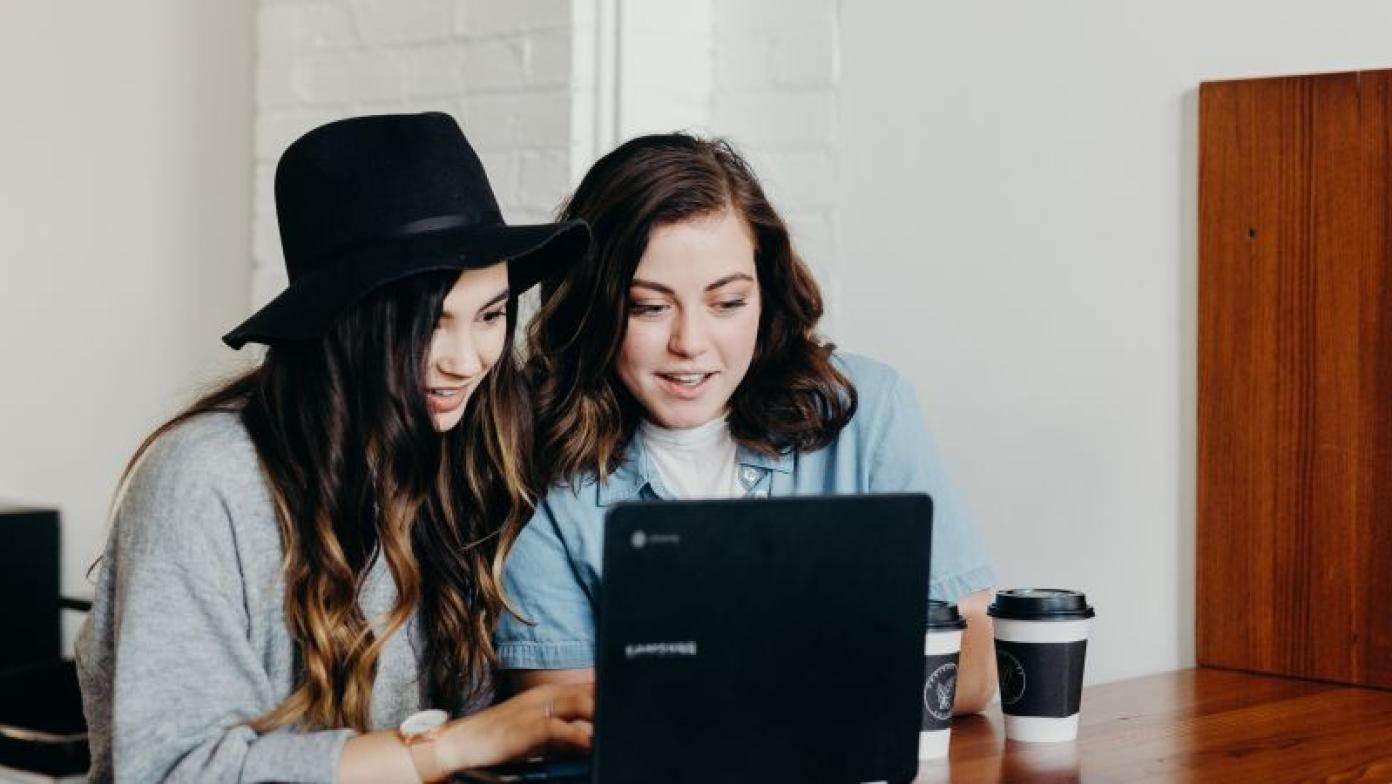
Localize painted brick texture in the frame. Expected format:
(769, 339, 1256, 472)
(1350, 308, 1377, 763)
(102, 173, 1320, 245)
(252, 1, 841, 328)
(252, 0, 577, 307)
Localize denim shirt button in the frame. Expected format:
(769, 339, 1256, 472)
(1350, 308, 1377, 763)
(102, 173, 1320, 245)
(740, 466, 761, 486)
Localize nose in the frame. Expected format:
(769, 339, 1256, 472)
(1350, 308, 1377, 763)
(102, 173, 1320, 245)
(436, 326, 484, 379)
(667, 308, 710, 358)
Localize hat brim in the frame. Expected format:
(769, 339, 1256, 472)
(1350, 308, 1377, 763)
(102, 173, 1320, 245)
(223, 219, 589, 349)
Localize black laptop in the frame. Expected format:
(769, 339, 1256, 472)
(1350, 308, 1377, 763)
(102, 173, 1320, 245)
(460, 493, 933, 784)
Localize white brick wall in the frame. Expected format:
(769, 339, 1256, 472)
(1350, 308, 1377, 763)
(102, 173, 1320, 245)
(252, 0, 842, 331)
(601, 0, 842, 330)
(252, 0, 581, 306)
(616, 0, 713, 137)
(711, 0, 841, 334)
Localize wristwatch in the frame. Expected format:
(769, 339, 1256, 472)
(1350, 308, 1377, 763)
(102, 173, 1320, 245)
(398, 708, 449, 783)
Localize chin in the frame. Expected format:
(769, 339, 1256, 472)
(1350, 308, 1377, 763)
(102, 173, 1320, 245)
(431, 404, 471, 432)
(652, 405, 723, 430)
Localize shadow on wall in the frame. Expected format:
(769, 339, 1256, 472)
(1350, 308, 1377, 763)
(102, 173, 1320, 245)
(1176, 88, 1199, 671)
(175, 0, 255, 366)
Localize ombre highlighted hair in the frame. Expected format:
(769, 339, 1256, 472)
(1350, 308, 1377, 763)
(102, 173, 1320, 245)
(116, 269, 532, 732)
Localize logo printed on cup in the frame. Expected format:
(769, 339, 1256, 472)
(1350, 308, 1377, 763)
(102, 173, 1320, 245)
(989, 588, 1095, 744)
(922, 661, 958, 721)
(997, 650, 1027, 706)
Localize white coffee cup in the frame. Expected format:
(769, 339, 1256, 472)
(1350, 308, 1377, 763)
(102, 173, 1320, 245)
(919, 600, 967, 759)
(988, 589, 1095, 743)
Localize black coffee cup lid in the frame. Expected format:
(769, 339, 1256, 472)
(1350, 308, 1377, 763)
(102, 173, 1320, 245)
(927, 600, 968, 630)
(987, 588, 1095, 621)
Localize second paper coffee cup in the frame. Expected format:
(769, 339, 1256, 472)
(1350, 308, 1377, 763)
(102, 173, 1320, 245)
(988, 588, 1095, 743)
(920, 600, 967, 760)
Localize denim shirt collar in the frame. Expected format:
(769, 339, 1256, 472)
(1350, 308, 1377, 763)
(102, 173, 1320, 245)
(595, 432, 793, 507)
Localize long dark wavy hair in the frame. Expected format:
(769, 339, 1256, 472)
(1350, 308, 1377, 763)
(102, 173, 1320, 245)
(527, 133, 856, 486)
(116, 269, 532, 732)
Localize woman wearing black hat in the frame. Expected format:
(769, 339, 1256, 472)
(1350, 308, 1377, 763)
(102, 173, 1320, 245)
(76, 113, 593, 783)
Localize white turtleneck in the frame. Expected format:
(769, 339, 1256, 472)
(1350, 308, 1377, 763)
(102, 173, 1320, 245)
(638, 415, 742, 499)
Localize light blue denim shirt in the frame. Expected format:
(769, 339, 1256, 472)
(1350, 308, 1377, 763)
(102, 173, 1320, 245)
(497, 352, 995, 670)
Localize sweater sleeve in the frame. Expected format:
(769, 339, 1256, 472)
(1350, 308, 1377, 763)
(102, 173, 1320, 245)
(76, 422, 354, 784)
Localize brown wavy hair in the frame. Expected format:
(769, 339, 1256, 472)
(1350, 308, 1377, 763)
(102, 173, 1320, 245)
(527, 133, 856, 486)
(116, 269, 531, 731)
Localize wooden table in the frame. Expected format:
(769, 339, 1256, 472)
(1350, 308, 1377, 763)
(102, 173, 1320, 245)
(914, 667, 1392, 782)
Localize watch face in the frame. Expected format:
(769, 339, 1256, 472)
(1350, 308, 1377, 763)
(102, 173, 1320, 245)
(401, 708, 449, 737)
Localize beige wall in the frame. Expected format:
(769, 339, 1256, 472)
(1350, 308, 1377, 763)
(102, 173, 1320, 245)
(835, 0, 1392, 684)
(0, 2, 255, 647)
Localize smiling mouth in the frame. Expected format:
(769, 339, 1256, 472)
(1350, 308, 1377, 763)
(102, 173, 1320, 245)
(427, 386, 469, 412)
(657, 372, 715, 387)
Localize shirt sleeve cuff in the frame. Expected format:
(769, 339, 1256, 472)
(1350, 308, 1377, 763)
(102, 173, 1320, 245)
(497, 641, 594, 670)
(239, 727, 356, 784)
(929, 564, 996, 603)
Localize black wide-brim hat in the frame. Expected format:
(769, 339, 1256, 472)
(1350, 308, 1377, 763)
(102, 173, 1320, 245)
(223, 112, 590, 349)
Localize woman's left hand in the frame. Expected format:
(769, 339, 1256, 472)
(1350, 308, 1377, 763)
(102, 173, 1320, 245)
(437, 681, 596, 773)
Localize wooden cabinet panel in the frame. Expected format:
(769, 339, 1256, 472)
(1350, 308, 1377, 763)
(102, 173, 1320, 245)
(1198, 68, 1392, 688)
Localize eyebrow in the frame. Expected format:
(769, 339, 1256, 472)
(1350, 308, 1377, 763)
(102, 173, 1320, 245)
(703, 273, 755, 292)
(481, 288, 510, 309)
(629, 273, 755, 295)
(441, 288, 509, 320)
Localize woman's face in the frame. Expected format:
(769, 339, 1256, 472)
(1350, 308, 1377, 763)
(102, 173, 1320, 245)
(617, 207, 762, 429)
(426, 264, 510, 431)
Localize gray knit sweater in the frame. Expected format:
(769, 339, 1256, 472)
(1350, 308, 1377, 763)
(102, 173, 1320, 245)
(76, 413, 454, 783)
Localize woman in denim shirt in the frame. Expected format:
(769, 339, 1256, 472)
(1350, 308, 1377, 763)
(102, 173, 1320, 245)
(498, 134, 998, 713)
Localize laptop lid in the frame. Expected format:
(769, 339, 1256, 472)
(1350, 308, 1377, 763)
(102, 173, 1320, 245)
(592, 493, 932, 784)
